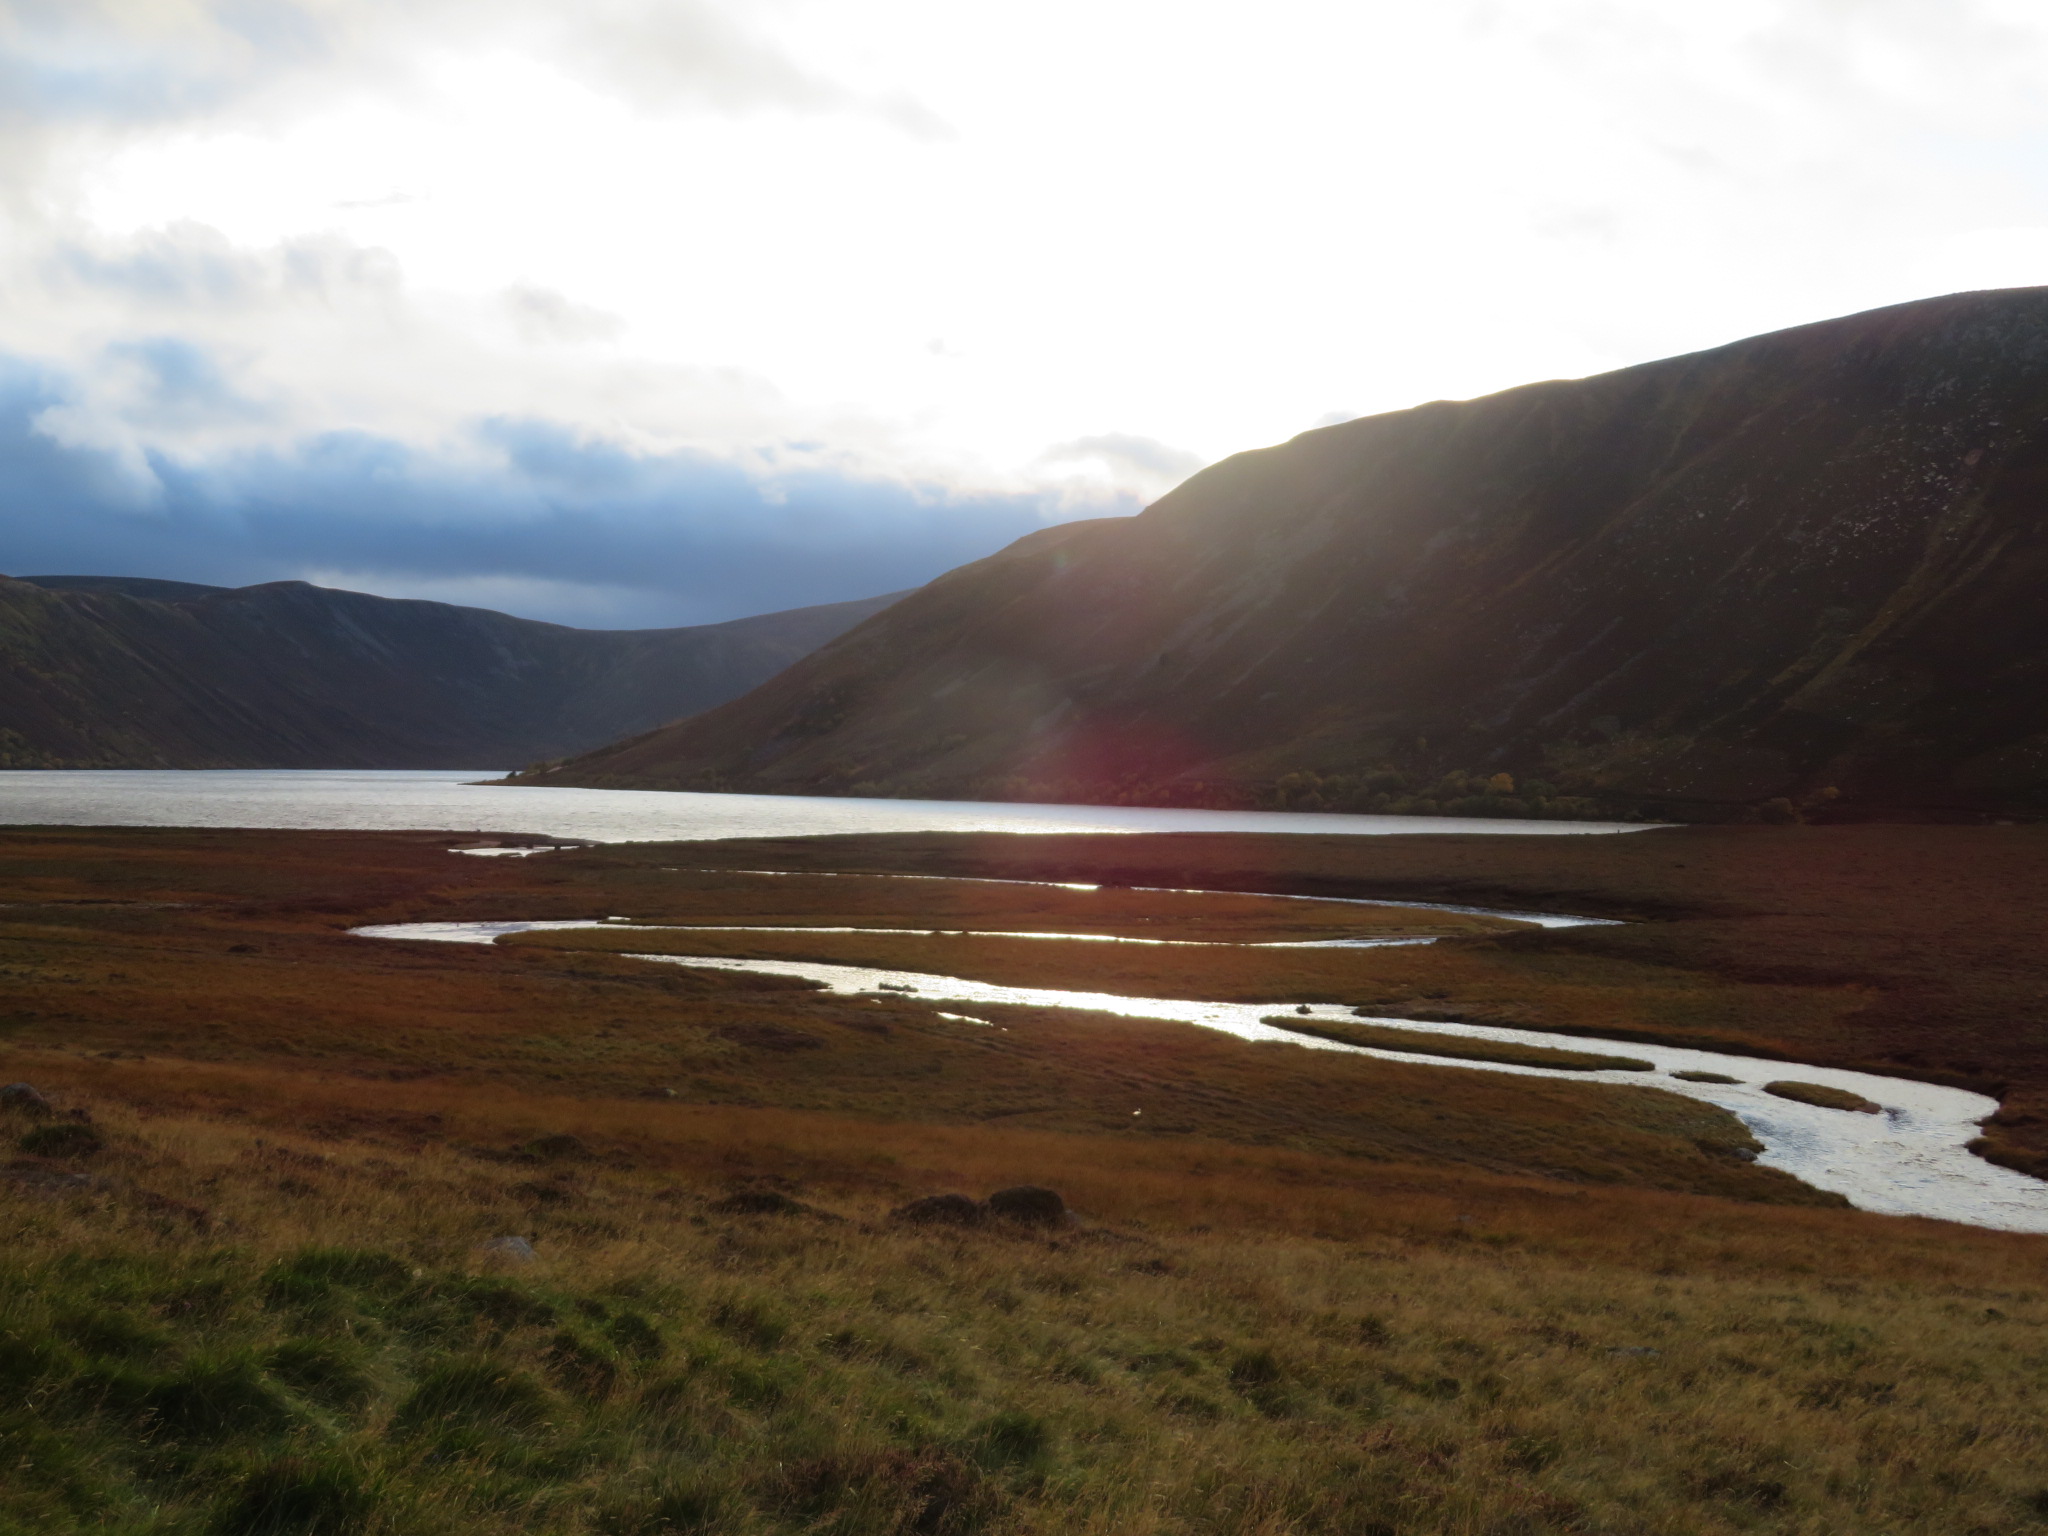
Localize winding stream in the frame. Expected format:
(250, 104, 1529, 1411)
(353, 892, 2048, 1233)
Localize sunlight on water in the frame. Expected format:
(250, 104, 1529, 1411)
(351, 903, 2048, 1235)
(0, 768, 1650, 842)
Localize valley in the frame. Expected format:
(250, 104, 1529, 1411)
(4, 823, 2047, 1533)
(0, 576, 902, 770)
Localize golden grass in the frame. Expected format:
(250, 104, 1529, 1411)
(1765, 1081, 1882, 1115)
(7, 1090, 2048, 1535)
(6, 827, 2048, 1533)
(1259, 1015, 1656, 1073)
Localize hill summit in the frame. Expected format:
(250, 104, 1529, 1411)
(519, 289, 2048, 821)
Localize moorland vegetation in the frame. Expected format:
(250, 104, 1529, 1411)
(3, 824, 2047, 1533)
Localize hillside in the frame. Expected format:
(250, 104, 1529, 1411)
(0, 576, 902, 769)
(522, 288, 2048, 821)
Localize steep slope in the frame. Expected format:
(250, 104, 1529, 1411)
(523, 288, 2048, 821)
(0, 578, 902, 769)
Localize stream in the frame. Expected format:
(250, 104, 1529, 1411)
(353, 890, 2048, 1233)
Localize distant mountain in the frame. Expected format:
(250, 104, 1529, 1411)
(0, 577, 903, 769)
(519, 289, 2048, 822)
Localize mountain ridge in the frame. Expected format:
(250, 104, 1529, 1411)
(0, 576, 904, 769)
(517, 288, 2048, 821)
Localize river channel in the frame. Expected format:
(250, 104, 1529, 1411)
(354, 876, 2048, 1234)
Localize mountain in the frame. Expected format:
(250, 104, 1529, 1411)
(518, 289, 2048, 822)
(0, 577, 903, 769)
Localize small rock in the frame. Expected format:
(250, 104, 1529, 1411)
(890, 1193, 987, 1227)
(987, 1185, 1070, 1227)
(0, 1083, 52, 1117)
(481, 1234, 537, 1263)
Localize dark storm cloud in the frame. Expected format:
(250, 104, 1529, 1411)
(0, 354, 1104, 627)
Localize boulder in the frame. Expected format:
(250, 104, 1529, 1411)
(890, 1193, 987, 1227)
(0, 1083, 52, 1117)
(481, 1234, 537, 1264)
(988, 1186, 1069, 1227)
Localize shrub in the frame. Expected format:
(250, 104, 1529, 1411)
(18, 1123, 103, 1159)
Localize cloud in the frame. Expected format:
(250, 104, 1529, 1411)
(0, 0, 944, 156)
(46, 222, 404, 312)
(1038, 433, 1206, 500)
(0, 350, 1104, 626)
(501, 284, 625, 346)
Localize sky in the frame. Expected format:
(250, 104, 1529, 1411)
(4, 0, 2048, 627)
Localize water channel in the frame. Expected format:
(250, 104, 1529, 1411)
(353, 879, 2048, 1234)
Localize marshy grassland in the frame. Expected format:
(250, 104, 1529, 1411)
(1256, 1016, 1655, 1073)
(3, 824, 2048, 1533)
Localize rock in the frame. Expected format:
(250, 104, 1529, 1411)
(481, 1234, 537, 1263)
(0, 1083, 52, 1117)
(890, 1193, 987, 1227)
(987, 1185, 1069, 1227)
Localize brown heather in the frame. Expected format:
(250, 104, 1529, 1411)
(2, 825, 2047, 1533)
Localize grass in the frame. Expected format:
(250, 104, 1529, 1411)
(1260, 1015, 1656, 1073)
(1764, 1082, 1883, 1115)
(3, 825, 2048, 1532)
(666, 825, 2048, 1173)
(7, 1091, 2048, 1536)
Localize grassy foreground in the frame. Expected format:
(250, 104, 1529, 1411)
(2, 826, 2048, 1533)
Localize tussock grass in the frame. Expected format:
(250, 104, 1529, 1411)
(1262, 1015, 1655, 1073)
(5, 1096, 2048, 1536)
(1764, 1081, 1882, 1114)
(6, 827, 2048, 1532)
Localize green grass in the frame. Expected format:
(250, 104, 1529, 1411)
(7, 1201, 2048, 1536)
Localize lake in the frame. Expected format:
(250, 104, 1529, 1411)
(0, 769, 1647, 843)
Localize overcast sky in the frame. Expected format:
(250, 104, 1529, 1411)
(4, 0, 2048, 626)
